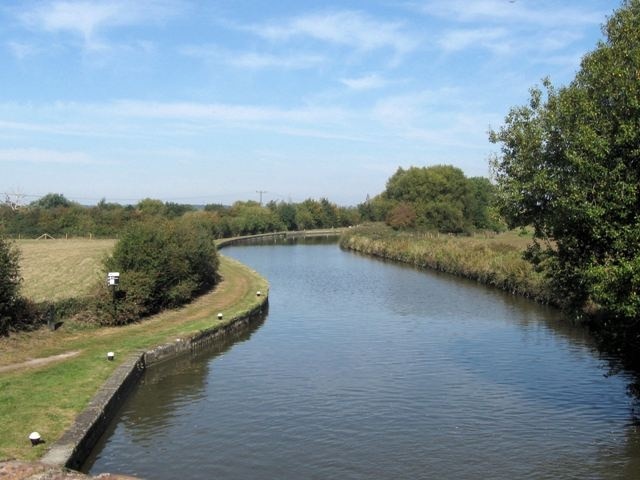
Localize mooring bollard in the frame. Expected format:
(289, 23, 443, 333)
(29, 432, 41, 446)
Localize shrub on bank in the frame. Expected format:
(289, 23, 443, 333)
(96, 218, 219, 325)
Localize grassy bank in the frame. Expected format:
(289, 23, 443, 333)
(340, 224, 552, 304)
(0, 254, 268, 462)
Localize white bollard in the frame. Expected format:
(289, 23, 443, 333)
(29, 432, 41, 446)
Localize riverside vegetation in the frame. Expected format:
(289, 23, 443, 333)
(340, 224, 552, 304)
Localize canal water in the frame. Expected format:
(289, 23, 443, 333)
(85, 241, 640, 479)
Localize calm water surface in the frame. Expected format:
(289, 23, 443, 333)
(86, 242, 640, 479)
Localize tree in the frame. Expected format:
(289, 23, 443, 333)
(0, 238, 22, 335)
(489, 0, 640, 325)
(136, 198, 166, 216)
(467, 177, 504, 231)
(30, 193, 72, 209)
(383, 165, 475, 233)
(386, 202, 417, 229)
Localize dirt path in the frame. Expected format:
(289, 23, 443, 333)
(0, 351, 81, 374)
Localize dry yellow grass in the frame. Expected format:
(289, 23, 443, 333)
(16, 239, 116, 302)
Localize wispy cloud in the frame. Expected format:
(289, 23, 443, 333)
(18, 0, 183, 49)
(245, 10, 418, 56)
(372, 88, 462, 125)
(103, 100, 348, 124)
(420, 1, 607, 57)
(340, 73, 388, 90)
(418, 0, 605, 27)
(181, 45, 325, 70)
(5, 40, 40, 59)
(438, 27, 510, 54)
(0, 147, 94, 164)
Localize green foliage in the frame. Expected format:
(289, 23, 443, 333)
(226, 201, 285, 236)
(490, 0, 640, 356)
(99, 218, 219, 325)
(136, 198, 166, 216)
(0, 238, 22, 334)
(386, 202, 417, 229)
(1, 193, 359, 239)
(363, 165, 498, 233)
(0, 238, 44, 335)
(30, 193, 72, 209)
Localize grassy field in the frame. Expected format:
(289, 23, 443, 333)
(16, 239, 116, 302)
(0, 239, 268, 462)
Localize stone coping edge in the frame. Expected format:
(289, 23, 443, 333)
(40, 298, 268, 471)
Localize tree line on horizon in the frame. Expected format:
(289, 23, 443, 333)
(0, 171, 500, 240)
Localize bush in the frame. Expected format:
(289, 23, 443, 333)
(0, 238, 22, 335)
(96, 218, 219, 325)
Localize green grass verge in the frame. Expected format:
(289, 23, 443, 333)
(0, 255, 268, 462)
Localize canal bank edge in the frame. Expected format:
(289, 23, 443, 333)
(40, 298, 268, 470)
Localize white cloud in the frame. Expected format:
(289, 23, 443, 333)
(340, 74, 387, 90)
(6, 41, 40, 59)
(246, 10, 418, 56)
(18, 0, 183, 48)
(181, 45, 325, 70)
(438, 27, 510, 54)
(105, 100, 348, 124)
(372, 88, 462, 125)
(229, 52, 325, 70)
(418, 0, 604, 27)
(0, 147, 94, 164)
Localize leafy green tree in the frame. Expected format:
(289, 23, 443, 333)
(383, 165, 474, 233)
(0, 238, 21, 335)
(467, 177, 504, 231)
(489, 0, 640, 326)
(336, 205, 361, 227)
(164, 202, 196, 218)
(273, 201, 298, 230)
(227, 201, 284, 235)
(136, 198, 166, 216)
(30, 193, 72, 209)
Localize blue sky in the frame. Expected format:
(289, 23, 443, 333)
(0, 0, 620, 206)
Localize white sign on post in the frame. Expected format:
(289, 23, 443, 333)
(107, 272, 120, 286)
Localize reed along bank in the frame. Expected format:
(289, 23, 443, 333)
(340, 224, 553, 305)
